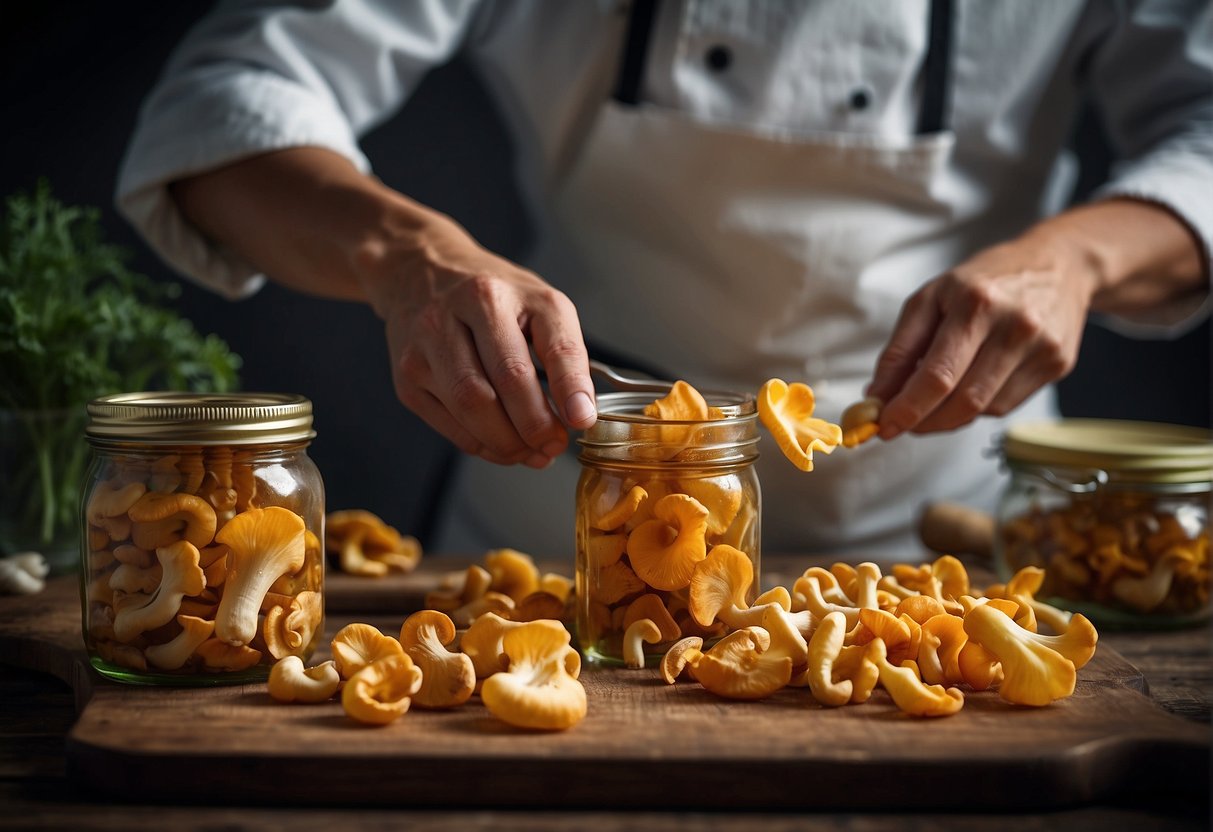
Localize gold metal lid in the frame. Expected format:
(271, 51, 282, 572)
(1003, 419, 1213, 486)
(86, 392, 315, 446)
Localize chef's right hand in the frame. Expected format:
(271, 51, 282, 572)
(354, 209, 598, 469)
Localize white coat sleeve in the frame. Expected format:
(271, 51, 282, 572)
(1083, 0, 1213, 336)
(115, 0, 481, 299)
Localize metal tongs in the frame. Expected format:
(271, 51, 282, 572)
(588, 359, 674, 394)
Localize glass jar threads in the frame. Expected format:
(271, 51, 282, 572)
(81, 392, 324, 684)
(575, 390, 761, 665)
(996, 419, 1211, 629)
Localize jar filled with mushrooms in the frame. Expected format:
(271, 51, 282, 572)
(81, 393, 324, 683)
(996, 419, 1211, 629)
(575, 386, 761, 665)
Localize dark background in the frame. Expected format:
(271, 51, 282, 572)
(3, 2, 1209, 549)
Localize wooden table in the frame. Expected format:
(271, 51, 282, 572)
(2, 555, 1210, 830)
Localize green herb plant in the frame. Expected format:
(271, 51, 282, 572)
(0, 181, 241, 564)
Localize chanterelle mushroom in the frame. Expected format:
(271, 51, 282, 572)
(481, 620, 587, 730)
(112, 540, 207, 642)
(342, 654, 424, 725)
(268, 656, 341, 703)
(757, 378, 842, 471)
(213, 507, 306, 646)
(127, 491, 218, 551)
(398, 610, 475, 708)
(626, 493, 710, 591)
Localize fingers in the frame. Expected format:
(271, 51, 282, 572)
(528, 291, 597, 430)
(873, 265, 1083, 439)
(386, 272, 593, 468)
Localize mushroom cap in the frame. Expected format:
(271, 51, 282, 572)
(840, 396, 882, 448)
(592, 484, 649, 532)
(267, 656, 341, 703)
(213, 506, 307, 646)
(585, 532, 628, 570)
(342, 654, 423, 725)
(331, 622, 406, 680)
(127, 491, 218, 550)
(510, 591, 568, 623)
(399, 610, 476, 709)
(485, 548, 541, 603)
(263, 591, 323, 659)
(688, 544, 754, 627)
(626, 493, 710, 592)
(144, 614, 215, 671)
(757, 378, 842, 472)
(480, 621, 587, 730)
(460, 612, 524, 679)
(659, 636, 704, 684)
(623, 594, 681, 643)
(87, 480, 147, 523)
(694, 627, 791, 700)
(677, 475, 742, 537)
(867, 639, 965, 717)
(587, 560, 647, 605)
(962, 603, 1076, 706)
(196, 638, 262, 671)
(622, 618, 663, 669)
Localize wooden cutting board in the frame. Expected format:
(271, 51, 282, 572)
(1, 563, 1207, 812)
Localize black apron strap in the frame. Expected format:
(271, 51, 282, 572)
(916, 0, 954, 134)
(613, 0, 659, 106)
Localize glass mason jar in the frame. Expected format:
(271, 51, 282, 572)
(575, 390, 761, 665)
(995, 419, 1211, 629)
(81, 392, 324, 684)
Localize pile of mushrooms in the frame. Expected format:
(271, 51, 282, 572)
(83, 448, 324, 675)
(265, 547, 585, 730)
(655, 552, 1099, 716)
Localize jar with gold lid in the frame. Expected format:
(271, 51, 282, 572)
(996, 419, 1211, 629)
(575, 390, 761, 665)
(81, 392, 324, 684)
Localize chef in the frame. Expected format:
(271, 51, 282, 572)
(117, 0, 1211, 558)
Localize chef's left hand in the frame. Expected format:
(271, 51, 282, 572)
(866, 232, 1097, 439)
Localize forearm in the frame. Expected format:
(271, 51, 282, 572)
(1019, 197, 1207, 317)
(170, 146, 436, 306)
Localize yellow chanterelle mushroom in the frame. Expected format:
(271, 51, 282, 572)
(398, 610, 476, 709)
(480, 620, 587, 731)
(757, 378, 842, 472)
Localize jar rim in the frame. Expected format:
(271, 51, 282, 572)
(86, 391, 315, 446)
(1002, 418, 1212, 486)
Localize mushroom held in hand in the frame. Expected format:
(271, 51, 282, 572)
(839, 396, 882, 448)
(213, 507, 306, 646)
(481, 620, 587, 730)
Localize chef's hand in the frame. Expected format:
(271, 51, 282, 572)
(356, 212, 598, 469)
(171, 147, 598, 468)
(866, 198, 1206, 439)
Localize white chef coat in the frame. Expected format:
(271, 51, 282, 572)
(117, 0, 1213, 558)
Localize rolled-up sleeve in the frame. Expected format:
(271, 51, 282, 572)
(116, 0, 480, 299)
(1085, 0, 1213, 335)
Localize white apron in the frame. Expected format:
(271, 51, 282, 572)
(434, 1, 1056, 560)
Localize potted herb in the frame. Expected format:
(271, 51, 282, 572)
(0, 182, 241, 573)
